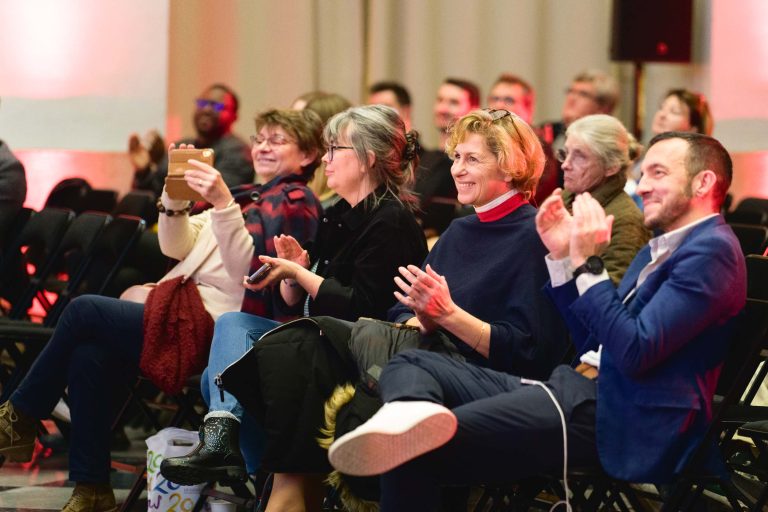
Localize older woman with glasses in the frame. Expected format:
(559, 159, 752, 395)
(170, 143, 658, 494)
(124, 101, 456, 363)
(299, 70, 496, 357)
(554, 114, 650, 284)
(160, 105, 428, 497)
(0, 108, 323, 511)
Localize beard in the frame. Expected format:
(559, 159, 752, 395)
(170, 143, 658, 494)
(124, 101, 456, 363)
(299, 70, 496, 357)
(644, 182, 693, 232)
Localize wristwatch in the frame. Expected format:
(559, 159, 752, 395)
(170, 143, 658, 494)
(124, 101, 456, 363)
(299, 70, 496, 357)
(573, 256, 605, 279)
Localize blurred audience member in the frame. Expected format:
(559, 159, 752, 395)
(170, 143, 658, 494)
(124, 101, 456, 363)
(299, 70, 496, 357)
(0, 139, 27, 250)
(417, 78, 481, 236)
(368, 81, 413, 132)
(487, 73, 535, 125)
(540, 69, 619, 153)
(130, 83, 254, 198)
(297, 91, 353, 208)
(626, 89, 713, 203)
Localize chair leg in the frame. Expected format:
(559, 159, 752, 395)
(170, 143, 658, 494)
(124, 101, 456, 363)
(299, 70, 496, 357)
(119, 464, 147, 512)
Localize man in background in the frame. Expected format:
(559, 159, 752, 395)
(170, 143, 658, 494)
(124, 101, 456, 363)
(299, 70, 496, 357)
(129, 83, 254, 199)
(417, 78, 480, 236)
(487, 73, 558, 204)
(539, 70, 619, 192)
(539, 69, 619, 151)
(487, 73, 535, 125)
(368, 81, 414, 133)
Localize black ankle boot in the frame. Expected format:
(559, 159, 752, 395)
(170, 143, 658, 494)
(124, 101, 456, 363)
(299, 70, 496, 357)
(160, 416, 246, 485)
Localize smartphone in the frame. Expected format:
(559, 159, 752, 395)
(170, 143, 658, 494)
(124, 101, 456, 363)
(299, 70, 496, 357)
(247, 263, 273, 284)
(165, 148, 215, 201)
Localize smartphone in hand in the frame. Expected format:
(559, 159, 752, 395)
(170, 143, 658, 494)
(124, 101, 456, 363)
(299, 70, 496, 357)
(246, 263, 273, 284)
(165, 148, 214, 201)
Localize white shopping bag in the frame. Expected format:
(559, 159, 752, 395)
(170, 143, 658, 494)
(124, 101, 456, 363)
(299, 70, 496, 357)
(146, 427, 208, 512)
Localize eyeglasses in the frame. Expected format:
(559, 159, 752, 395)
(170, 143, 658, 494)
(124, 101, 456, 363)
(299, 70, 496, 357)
(488, 95, 517, 106)
(196, 99, 227, 112)
(556, 148, 590, 167)
(484, 108, 523, 142)
(327, 144, 354, 162)
(564, 87, 597, 101)
(250, 134, 294, 148)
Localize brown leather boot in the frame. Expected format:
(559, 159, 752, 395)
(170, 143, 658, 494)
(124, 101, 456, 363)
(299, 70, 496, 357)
(61, 483, 117, 512)
(0, 401, 36, 463)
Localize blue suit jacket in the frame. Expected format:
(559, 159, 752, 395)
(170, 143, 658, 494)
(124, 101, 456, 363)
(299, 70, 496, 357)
(547, 215, 746, 483)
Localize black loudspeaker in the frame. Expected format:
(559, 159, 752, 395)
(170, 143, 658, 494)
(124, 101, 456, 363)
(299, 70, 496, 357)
(611, 0, 693, 62)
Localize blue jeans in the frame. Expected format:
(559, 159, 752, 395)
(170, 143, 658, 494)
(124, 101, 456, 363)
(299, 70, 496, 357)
(201, 311, 279, 473)
(11, 295, 144, 483)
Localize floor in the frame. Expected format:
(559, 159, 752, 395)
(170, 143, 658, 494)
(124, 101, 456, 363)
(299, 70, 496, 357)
(0, 422, 148, 511)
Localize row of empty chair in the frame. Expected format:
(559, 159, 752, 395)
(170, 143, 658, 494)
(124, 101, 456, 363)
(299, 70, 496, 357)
(0, 207, 146, 401)
(44, 178, 158, 225)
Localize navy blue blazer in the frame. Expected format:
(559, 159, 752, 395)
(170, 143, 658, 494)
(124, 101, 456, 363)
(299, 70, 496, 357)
(547, 215, 746, 483)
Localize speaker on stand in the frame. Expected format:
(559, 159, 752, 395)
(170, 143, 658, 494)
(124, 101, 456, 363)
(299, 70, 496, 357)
(610, 0, 693, 139)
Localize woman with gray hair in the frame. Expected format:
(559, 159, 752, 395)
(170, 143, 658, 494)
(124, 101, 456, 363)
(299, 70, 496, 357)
(554, 114, 650, 283)
(160, 105, 427, 503)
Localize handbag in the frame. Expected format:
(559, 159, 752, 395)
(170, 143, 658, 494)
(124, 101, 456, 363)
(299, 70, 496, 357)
(140, 275, 214, 394)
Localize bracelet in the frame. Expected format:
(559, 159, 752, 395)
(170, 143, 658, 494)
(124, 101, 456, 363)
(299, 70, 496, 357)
(157, 198, 193, 216)
(472, 321, 486, 352)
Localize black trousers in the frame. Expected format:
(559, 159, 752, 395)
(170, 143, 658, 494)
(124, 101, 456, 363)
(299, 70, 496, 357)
(378, 351, 600, 512)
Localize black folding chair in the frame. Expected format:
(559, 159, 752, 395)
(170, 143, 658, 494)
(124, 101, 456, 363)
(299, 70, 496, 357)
(0, 207, 75, 320)
(0, 214, 146, 401)
(730, 223, 768, 257)
(727, 198, 768, 227)
(44, 178, 92, 212)
(82, 189, 119, 213)
(0, 207, 34, 260)
(113, 190, 158, 226)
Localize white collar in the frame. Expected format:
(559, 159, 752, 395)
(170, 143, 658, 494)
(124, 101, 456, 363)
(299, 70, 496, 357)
(474, 189, 519, 213)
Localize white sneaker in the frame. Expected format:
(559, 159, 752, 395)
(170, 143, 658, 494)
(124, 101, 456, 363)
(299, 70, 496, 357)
(328, 400, 457, 476)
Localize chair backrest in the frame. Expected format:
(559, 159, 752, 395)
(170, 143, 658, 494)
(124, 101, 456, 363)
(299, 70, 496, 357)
(36, 212, 112, 325)
(0, 207, 74, 318)
(81, 188, 119, 213)
(729, 223, 768, 256)
(74, 214, 147, 298)
(727, 197, 768, 227)
(113, 191, 159, 226)
(0, 207, 34, 259)
(746, 255, 768, 302)
(44, 178, 92, 211)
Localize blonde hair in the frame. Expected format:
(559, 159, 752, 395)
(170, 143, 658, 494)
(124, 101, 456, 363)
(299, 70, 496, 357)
(446, 109, 545, 200)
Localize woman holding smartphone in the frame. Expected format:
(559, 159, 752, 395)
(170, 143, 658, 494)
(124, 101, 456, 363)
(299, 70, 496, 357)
(161, 105, 428, 507)
(0, 109, 324, 511)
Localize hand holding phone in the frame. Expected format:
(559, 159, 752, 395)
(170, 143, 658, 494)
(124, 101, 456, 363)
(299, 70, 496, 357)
(166, 148, 215, 201)
(246, 263, 273, 284)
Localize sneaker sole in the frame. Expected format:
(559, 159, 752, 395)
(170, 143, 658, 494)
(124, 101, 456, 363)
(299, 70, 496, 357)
(328, 409, 457, 476)
(160, 463, 246, 486)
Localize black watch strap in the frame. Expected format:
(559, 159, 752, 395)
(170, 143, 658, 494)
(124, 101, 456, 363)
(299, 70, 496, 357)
(573, 256, 605, 280)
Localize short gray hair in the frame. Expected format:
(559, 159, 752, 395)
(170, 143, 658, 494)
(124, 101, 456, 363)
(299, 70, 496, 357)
(324, 105, 418, 207)
(566, 114, 641, 176)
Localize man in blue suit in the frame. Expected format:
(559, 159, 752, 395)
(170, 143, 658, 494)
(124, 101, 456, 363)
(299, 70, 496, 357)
(327, 132, 746, 511)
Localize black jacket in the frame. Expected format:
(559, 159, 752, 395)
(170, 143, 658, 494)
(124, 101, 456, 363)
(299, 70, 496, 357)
(276, 190, 428, 321)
